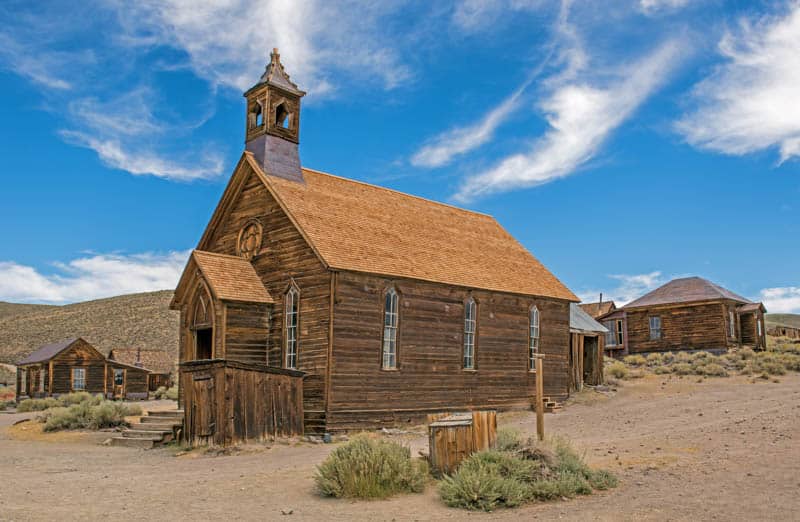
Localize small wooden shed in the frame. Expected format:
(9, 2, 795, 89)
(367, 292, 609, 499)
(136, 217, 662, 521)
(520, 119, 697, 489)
(428, 410, 497, 476)
(105, 360, 150, 400)
(180, 359, 304, 446)
(569, 304, 607, 392)
(108, 347, 175, 391)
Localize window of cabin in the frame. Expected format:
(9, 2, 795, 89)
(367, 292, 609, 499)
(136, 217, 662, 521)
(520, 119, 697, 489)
(382, 288, 399, 369)
(757, 319, 762, 337)
(72, 368, 86, 390)
(20, 370, 26, 395)
(616, 319, 624, 346)
(114, 369, 124, 386)
(463, 298, 477, 369)
(649, 316, 662, 340)
(604, 320, 616, 346)
(729, 310, 736, 339)
(529, 306, 540, 370)
(285, 286, 299, 369)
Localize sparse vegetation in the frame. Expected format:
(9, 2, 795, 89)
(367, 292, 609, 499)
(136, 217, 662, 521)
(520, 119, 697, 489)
(608, 338, 800, 381)
(16, 393, 141, 431)
(154, 385, 179, 401)
(315, 435, 428, 499)
(439, 432, 617, 511)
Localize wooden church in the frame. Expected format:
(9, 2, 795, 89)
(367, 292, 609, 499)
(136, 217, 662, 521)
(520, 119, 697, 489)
(171, 49, 578, 436)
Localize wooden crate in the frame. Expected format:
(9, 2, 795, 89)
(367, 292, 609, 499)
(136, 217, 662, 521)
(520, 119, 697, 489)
(428, 410, 497, 476)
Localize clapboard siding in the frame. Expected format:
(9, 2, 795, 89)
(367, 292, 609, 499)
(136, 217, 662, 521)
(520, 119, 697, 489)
(200, 167, 330, 414)
(625, 302, 728, 353)
(327, 271, 570, 430)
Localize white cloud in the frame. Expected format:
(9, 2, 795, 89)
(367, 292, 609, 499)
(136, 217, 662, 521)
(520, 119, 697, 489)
(677, 3, 800, 162)
(117, 0, 411, 95)
(639, 0, 690, 15)
(452, 0, 545, 31)
(454, 39, 682, 202)
(410, 82, 529, 168)
(578, 271, 665, 306)
(759, 286, 800, 314)
(0, 251, 190, 304)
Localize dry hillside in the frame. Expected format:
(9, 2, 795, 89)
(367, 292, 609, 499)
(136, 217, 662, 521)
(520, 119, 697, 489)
(0, 290, 178, 365)
(766, 313, 800, 329)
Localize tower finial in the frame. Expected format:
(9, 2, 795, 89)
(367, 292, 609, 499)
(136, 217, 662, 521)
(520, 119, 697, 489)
(271, 47, 280, 63)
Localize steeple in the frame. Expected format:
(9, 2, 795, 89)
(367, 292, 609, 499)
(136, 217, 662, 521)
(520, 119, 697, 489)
(244, 48, 306, 182)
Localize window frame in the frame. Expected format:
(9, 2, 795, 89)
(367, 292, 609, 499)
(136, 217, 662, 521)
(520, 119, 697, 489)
(381, 286, 400, 370)
(616, 319, 624, 346)
(114, 368, 125, 387)
(649, 316, 662, 340)
(529, 305, 540, 371)
(729, 310, 736, 339)
(72, 368, 86, 391)
(463, 297, 477, 370)
(604, 320, 616, 346)
(757, 319, 762, 337)
(20, 369, 26, 395)
(284, 284, 300, 370)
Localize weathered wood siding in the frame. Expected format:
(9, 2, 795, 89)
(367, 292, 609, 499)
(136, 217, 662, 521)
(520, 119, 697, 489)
(625, 302, 728, 353)
(224, 302, 271, 364)
(327, 271, 571, 430)
(199, 167, 330, 418)
(180, 360, 304, 446)
(106, 363, 149, 399)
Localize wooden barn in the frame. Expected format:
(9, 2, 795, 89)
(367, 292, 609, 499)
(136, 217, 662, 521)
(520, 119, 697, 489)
(568, 304, 607, 391)
(108, 347, 175, 391)
(604, 277, 767, 355)
(170, 49, 578, 436)
(15, 338, 149, 400)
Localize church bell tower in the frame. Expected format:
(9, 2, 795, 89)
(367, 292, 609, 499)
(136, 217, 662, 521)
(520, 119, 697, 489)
(244, 48, 306, 182)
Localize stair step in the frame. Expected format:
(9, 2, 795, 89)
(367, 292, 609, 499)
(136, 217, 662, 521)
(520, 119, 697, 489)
(122, 429, 168, 439)
(130, 423, 178, 432)
(110, 437, 156, 449)
(147, 410, 184, 417)
(140, 416, 182, 424)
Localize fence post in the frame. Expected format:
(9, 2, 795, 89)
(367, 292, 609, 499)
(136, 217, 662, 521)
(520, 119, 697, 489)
(535, 354, 545, 441)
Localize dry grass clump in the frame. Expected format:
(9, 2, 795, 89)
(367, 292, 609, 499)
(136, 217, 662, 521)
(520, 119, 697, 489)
(40, 400, 141, 432)
(439, 430, 617, 511)
(614, 340, 800, 380)
(605, 361, 628, 380)
(154, 385, 179, 400)
(17, 397, 61, 412)
(623, 355, 647, 366)
(315, 435, 428, 499)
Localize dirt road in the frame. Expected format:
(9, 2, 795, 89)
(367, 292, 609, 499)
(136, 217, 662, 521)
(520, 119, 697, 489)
(2, 374, 799, 521)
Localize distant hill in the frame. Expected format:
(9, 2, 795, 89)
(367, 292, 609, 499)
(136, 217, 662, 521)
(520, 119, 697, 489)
(0, 291, 179, 366)
(766, 313, 800, 329)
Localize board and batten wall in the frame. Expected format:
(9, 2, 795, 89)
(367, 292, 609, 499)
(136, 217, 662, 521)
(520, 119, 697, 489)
(326, 271, 571, 431)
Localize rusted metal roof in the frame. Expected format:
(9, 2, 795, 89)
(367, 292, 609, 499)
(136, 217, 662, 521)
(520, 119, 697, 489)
(624, 277, 753, 309)
(17, 338, 79, 365)
(570, 304, 608, 334)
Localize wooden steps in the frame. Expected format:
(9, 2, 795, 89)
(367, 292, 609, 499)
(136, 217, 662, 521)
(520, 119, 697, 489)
(532, 397, 563, 414)
(110, 409, 184, 449)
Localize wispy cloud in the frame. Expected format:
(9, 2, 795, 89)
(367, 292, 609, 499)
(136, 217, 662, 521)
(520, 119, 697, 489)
(117, 0, 412, 96)
(578, 271, 666, 306)
(454, 38, 683, 202)
(451, 0, 545, 32)
(639, 0, 690, 16)
(677, 2, 800, 162)
(0, 251, 189, 304)
(759, 286, 800, 314)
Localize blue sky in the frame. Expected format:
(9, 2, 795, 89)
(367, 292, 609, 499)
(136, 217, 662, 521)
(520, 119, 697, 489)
(0, 0, 798, 312)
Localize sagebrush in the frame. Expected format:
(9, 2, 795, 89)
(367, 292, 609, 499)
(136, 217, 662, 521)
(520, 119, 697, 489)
(315, 436, 428, 499)
(440, 430, 617, 511)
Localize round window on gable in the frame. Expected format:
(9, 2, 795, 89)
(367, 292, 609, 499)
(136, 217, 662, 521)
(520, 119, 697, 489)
(237, 220, 263, 260)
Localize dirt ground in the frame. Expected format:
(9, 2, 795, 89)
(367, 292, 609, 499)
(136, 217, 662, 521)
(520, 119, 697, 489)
(1, 374, 799, 521)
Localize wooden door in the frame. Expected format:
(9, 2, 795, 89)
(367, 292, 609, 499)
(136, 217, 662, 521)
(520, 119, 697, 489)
(192, 375, 216, 441)
(113, 369, 125, 398)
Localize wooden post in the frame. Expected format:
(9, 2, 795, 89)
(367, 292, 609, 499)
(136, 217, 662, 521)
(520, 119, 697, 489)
(535, 354, 545, 441)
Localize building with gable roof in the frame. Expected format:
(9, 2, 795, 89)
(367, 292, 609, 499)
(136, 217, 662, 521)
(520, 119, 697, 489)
(171, 50, 578, 433)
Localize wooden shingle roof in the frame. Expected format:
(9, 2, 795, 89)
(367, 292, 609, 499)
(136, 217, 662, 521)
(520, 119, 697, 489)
(261, 163, 576, 301)
(191, 250, 274, 304)
(623, 277, 753, 309)
(579, 301, 616, 319)
(108, 348, 176, 374)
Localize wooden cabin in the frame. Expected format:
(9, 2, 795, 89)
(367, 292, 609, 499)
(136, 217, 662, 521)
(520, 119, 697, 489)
(108, 347, 175, 391)
(170, 50, 578, 435)
(604, 277, 767, 355)
(767, 323, 800, 339)
(569, 304, 606, 391)
(16, 338, 150, 400)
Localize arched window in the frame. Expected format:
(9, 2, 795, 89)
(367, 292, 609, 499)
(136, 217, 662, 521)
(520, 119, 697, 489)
(463, 297, 477, 369)
(382, 287, 399, 369)
(192, 286, 214, 360)
(249, 102, 263, 129)
(275, 102, 291, 129)
(529, 306, 540, 370)
(284, 285, 299, 369)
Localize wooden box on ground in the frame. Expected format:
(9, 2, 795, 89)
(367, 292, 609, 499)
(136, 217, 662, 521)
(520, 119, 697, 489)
(428, 410, 497, 476)
(180, 359, 304, 447)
